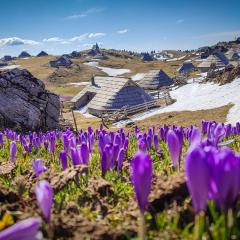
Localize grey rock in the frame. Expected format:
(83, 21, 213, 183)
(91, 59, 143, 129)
(0, 68, 60, 131)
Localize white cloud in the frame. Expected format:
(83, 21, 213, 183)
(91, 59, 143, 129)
(42, 37, 64, 43)
(117, 29, 129, 34)
(176, 19, 184, 24)
(88, 33, 106, 38)
(65, 8, 105, 20)
(193, 30, 240, 39)
(42, 33, 105, 44)
(0, 37, 39, 46)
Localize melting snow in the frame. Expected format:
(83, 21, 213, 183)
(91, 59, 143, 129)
(84, 61, 131, 76)
(0, 65, 21, 70)
(68, 82, 90, 86)
(131, 73, 146, 81)
(98, 66, 131, 76)
(74, 105, 96, 118)
(113, 77, 240, 127)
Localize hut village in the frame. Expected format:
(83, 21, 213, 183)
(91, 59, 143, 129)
(1, 40, 240, 128)
(70, 74, 174, 123)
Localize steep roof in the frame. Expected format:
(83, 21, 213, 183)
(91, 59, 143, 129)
(49, 56, 72, 67)
(72, 76, 153, 111)
(225, 49, 240, 61)
(37, 51, 48, 57)
(178, 63, 195, 73)
(197, 54, 228, 69)
(137, 70, 174, 90)
(18, 51, 31, 58)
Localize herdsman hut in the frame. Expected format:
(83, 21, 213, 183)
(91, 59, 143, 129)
(137, 70, 174, 90)
(225, 49, 240, 61)
(71, 76, 153, 116)
(49, 56, 72, 68)
(197, 54, 228, 72)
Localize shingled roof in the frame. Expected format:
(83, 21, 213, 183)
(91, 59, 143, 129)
(197, 54, 228, 71)
(71, 76, 153, 114)
(137, 70, 174, 90)
(178, 63, 195, 74)
(225, 49, 240, 61)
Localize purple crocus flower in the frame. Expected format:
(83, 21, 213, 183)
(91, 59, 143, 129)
(153, 134, 158, 151)
(59, 150, 68, 171)
(101, 151, 111, 177)
(185, 146, 211, 212)
(35, 180, 53, 223)
(212, 148, 239, 210)
(138, 138, 147, 152)
(0, 217, 41, 240)
(167, 130, 182, 167)
(0, 132, 3, 148)
(32, 159, 47, 177)
(70, 147, 80, 166)
(131, 151, 153, 213)
(9, 141, 17, 162)
(201, 120, 208, 135)
(49, 137, 55, 155)
(189, 127, 201, 147)
(79, 143, 89, 165)
(62, 134, 69, 152)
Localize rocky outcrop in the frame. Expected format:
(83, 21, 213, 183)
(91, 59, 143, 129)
(0, 68, 60, 131)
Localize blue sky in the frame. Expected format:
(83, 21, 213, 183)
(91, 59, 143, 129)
(0, 0, 239, 57)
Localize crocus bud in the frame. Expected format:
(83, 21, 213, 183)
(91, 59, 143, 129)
(131, 151, 153, 213)
(80, 143, 89, 165)
(185, 146, 211, 212)
(167, 130, 182, 167)
(213, 148, 239, 210)
(35, 180, 53, 223)
(9, 141, 17, 162)
(59, 150, 68, 170)
(153, 134, 158, 151)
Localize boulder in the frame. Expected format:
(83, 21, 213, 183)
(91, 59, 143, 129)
(0, 68, 60, 131)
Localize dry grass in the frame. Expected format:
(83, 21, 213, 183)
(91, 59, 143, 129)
(130, 104, 232, 131)
(64, 105, 232, 131)
(13, 53, 200, 97)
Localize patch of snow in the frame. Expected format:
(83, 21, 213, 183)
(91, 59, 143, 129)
(131, 73, 146, 81)
(68, 82, 90, 86)
(84, 61, 99, 67)
(83, 61, 131, 77)
(98, 66, 131, 76)
(167, 55, 186, 62)
(0, 65, 21, 70)
(113, 78, 240, 127)
(74, 105, 96, 118)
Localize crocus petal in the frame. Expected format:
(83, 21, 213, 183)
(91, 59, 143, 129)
(59, 150, 68, 170)
(0, 217, 41, 240)
(9, 141, 17, 162)
(131, 151, 153, 213)
(185, 146, 211, 212)
(35, 180, 53, 223)
(167, 130, 181, 167)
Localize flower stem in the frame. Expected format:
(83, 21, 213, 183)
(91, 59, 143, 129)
(194, 212, 205, 240)
(138, 211, 146, 240)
